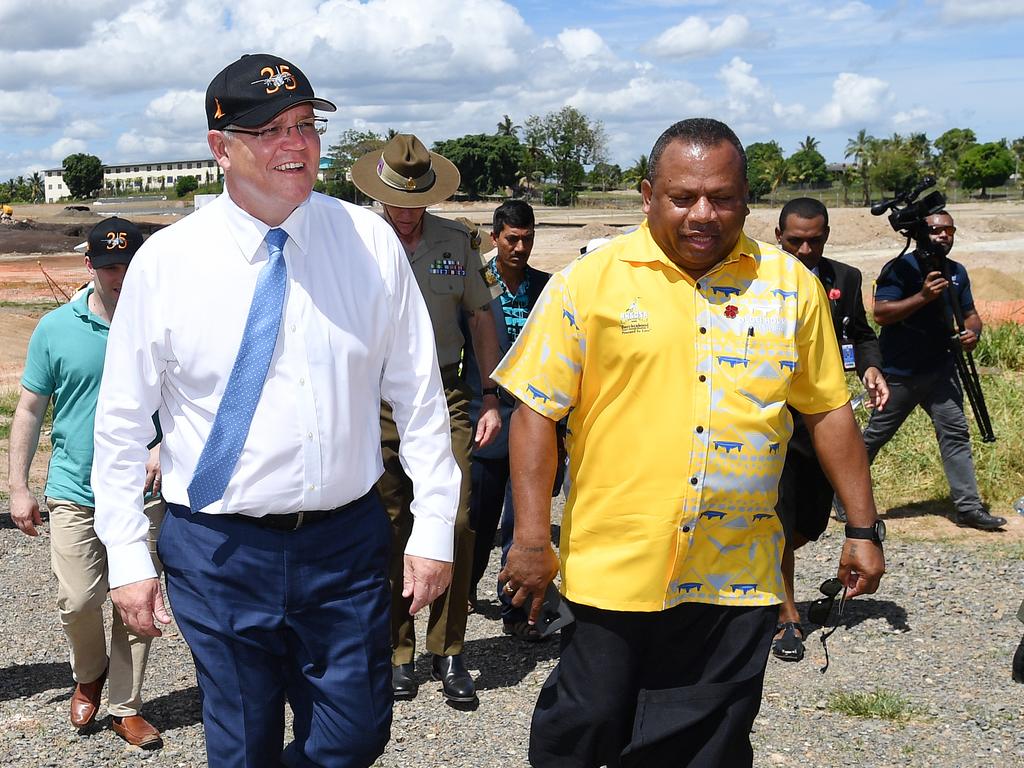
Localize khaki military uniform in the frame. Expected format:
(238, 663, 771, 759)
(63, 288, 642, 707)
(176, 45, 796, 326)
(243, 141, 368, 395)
(379, 212, 499, 664)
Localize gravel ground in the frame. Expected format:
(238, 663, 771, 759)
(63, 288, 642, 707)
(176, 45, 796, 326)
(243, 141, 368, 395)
(2, 496, 1024, 768)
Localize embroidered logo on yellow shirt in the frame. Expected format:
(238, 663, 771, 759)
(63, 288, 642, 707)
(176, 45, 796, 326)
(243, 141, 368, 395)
(619, 297, 650, 334)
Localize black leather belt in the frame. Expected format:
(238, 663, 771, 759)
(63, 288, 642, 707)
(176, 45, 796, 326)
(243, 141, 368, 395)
(227, 491, 372, 532)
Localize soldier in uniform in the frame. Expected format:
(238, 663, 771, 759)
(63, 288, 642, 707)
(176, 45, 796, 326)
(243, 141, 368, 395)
(352, 135, 503, 704)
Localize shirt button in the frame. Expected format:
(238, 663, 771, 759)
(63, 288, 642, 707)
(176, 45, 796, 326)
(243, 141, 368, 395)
(699, 375, 707, 382)
(682, 525, 691, 533)
(291, 324, 296, 332)
(308, 483, 316, 491)
(307, 432, 313, 440)
(696, 426, 704, 434)
(699, 327, 707, 334)
(690, 476, 698, 485)
(299, 377, 305, 386)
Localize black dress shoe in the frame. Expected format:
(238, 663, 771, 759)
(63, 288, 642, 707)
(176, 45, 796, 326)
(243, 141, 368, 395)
(392, 663, 417, 700)
(431, 654, 476, 703)
(955, 509, 1006, 530)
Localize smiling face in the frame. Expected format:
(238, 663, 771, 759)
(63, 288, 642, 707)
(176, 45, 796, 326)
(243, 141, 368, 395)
(85, 257, 129, 307)
(776, 213, 830, 270)
(208, 103, 319, 226)
(641, 139, 749, 278)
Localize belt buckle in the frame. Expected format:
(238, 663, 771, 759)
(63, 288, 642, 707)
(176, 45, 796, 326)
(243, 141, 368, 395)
(293, 510, 304, 531)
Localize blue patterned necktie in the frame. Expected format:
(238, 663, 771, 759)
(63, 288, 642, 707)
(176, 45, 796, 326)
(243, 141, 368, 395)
(188, 227, 289, 511)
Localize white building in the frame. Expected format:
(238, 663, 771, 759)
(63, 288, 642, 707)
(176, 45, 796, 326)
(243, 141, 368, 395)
(44, 158, 222, 203)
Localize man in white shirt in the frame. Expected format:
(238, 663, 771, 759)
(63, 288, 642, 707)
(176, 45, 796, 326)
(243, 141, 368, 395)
(91, 53, 459, 768)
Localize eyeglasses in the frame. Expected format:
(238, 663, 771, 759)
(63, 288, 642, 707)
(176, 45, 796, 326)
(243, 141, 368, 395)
(808, 577, 847, 674)
(928, 225, 956, 236)
(223, 118, 327, 142)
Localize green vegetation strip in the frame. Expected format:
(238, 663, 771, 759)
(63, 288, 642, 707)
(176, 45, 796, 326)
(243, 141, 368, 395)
(827, 688, 916, 722)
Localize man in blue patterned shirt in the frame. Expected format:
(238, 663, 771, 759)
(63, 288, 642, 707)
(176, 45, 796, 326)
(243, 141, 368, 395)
(464, 200, 553, 639)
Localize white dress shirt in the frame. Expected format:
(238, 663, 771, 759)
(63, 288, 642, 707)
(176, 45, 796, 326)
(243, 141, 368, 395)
(93, 191, 459, 588)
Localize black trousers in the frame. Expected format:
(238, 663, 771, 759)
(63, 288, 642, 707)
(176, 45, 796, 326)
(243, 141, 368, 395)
(529, 601, 777, 768)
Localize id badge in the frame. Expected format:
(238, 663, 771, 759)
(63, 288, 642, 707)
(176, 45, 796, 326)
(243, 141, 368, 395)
(841, 342, 856, 371)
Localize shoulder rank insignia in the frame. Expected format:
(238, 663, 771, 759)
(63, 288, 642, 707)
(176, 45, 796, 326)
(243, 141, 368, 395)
(480, 264, 498, 287)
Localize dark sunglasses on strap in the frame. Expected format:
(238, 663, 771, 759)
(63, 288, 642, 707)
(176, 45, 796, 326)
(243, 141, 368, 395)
(808, 577, 847, 674)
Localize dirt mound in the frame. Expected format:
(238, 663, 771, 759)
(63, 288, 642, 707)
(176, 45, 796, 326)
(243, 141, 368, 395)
(967, 267, 1024, 302)
(977, 216, 1020, 233)
(577, 223, 621, 239)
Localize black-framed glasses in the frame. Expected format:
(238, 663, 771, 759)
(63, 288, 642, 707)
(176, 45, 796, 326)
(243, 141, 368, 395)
(808, 577, 847, 674)
(928, 225, 956, 236)
(223, 118, 328, 142)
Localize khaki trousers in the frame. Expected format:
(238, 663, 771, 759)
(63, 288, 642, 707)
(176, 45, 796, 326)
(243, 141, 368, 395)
(47, 496, 165, 717)
(378, 376, 474, 665)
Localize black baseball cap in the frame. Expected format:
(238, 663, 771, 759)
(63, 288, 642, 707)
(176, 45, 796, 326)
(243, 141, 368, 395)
(86, 217, 144, 267)
(206, 53, 337, 131)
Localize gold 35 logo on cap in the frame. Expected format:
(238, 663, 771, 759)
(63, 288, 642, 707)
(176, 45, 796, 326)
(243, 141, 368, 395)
(252, 66, 296, 95)
(106, 232, 127, 250)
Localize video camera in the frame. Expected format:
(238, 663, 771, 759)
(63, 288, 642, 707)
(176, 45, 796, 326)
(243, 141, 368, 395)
(870, 176, 946, 253)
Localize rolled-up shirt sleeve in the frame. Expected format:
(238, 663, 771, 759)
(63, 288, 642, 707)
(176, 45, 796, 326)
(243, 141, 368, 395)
(92, 248, 164, 588)
(379, 230, 459, 562)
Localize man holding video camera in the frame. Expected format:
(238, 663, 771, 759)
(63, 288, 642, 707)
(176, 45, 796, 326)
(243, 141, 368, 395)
(863, 210, 1005, 530)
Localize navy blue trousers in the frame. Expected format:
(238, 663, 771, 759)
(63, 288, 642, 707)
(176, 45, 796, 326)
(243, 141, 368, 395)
(468, 456, 525, 622)
(158, 497, 392, 768)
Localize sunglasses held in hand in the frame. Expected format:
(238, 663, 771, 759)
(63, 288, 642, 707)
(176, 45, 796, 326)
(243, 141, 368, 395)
(808, 577, 847, 674)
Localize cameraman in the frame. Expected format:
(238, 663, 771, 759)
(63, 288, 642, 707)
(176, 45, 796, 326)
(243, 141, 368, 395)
(863, 210, 1005, 530)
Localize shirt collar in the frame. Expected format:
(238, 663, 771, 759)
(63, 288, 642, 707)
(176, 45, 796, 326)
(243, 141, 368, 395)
(618, 220, 756, 276)
(71, 286, 109, 329)
(219, 190, 312, 264)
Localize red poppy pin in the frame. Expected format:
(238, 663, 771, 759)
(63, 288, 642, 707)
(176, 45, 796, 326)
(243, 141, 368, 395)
(724, 304, 738, 319)
(828, 288, 842, 300)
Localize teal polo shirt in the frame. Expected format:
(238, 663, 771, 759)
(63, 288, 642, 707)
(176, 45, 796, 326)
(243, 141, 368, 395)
(21, 288, 112, 507)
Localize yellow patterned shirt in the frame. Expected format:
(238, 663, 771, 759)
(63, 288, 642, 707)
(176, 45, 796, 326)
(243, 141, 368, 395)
(492, 221, 848, 611)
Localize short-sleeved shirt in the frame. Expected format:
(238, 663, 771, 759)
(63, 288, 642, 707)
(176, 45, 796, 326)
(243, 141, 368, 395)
(21, 288, 109, 506)
(486, 257, 531, 342)
(407, 213, 499, 367)
(493, 221, 848, 612)
(874, 250, 974, 377)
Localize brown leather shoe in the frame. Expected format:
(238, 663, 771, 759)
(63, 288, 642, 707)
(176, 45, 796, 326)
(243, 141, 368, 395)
(69, 667, 107, 728)
(111, 715, 163, 749)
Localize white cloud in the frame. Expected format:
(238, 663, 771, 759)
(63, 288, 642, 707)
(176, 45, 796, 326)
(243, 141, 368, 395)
(716, 58, 806, 126)
(892, 107, 939, 127)
(567, 77, 710, 119)
(939, 0, 1024, 22)
(0, 89, 61, 128)
(556, 28, 616, 68)
(47, 137, 87, 162)
(827, 2, 872, 21)
(65, 120, 106, 140)
(145, 90, 207, 133)
(650, 14, 750, 58)
(814, 72, 892, 129)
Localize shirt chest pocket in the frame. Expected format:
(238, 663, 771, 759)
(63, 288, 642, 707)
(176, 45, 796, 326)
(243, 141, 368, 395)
(429, 273, 463, 295)
(714, 328, 796, 408)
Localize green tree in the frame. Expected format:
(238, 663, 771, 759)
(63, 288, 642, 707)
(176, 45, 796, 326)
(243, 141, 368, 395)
(934, 127, 977, 181)
(28, 172, 43, 203)
(869, 146, 918, 196)
(745, 141, 785, 202)
(845, 129, 877, 206)
(431, 133, 522, 198)
(175, 175, 199, 197)
(588, 162, 622, 191)
(524, 106, 606, 202)
(327, 129, 386, 173)
(622, 154, 650, 192)
(798, 135, 820, 153)
(62, 153, 103, 199)
(956, 141, 1015, 197)
(496, 114, 520, 137)
(786, 147, 828, 187)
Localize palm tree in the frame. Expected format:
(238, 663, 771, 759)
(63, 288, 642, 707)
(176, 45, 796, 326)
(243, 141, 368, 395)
(28, 172, 43, 203)
(907, 133, 931, 168)
(845, 129, 876, 206)
(798, 136, 820, 153)
(496, 114, 520, 138)
(764, 156, 788, 206)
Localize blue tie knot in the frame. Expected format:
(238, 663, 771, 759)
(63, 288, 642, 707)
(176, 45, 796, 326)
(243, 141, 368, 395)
(266, 227, 288, 253)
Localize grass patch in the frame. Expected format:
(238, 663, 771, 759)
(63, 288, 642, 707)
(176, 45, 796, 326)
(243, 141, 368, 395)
(0, 386, 19, 441)
(827, 688, 916, 722)
(0, 300, 58, 312)
(976, 322, 1024, 372)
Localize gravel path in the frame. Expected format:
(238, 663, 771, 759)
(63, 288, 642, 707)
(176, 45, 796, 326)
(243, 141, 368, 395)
(2, 496, 1023, 767)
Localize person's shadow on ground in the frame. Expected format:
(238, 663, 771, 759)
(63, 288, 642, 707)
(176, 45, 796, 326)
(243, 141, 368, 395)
(796, 596, 910, 638)
(0, 661, 69, 702)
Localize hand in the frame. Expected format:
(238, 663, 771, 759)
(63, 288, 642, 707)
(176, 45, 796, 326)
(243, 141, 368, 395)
(144, 446, 162, 496)
(919, 271, 948, 302)
(959, 328, 980, 352)
(474, 397, 502, 449)
(837, 537, 885, 600)
(862, 367, 889, 411)
(110, 578, 172, 637)
(499, 541, 560, 624)
(9, 487, 42, 537)
(403, 554, 453, 615)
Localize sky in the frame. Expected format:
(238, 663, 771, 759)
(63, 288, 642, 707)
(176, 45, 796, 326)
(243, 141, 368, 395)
(2, 0, 1023, 182)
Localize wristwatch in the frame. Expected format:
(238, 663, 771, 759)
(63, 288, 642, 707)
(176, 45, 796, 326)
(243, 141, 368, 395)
(482, 387, 500, 397)
(844, 520, 886, 544)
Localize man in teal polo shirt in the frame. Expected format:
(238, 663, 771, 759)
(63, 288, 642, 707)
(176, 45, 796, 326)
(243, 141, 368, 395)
(7, 217, 165, 749)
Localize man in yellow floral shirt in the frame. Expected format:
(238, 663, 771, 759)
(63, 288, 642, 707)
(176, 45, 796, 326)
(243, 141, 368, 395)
(494, 118, 885, 768)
